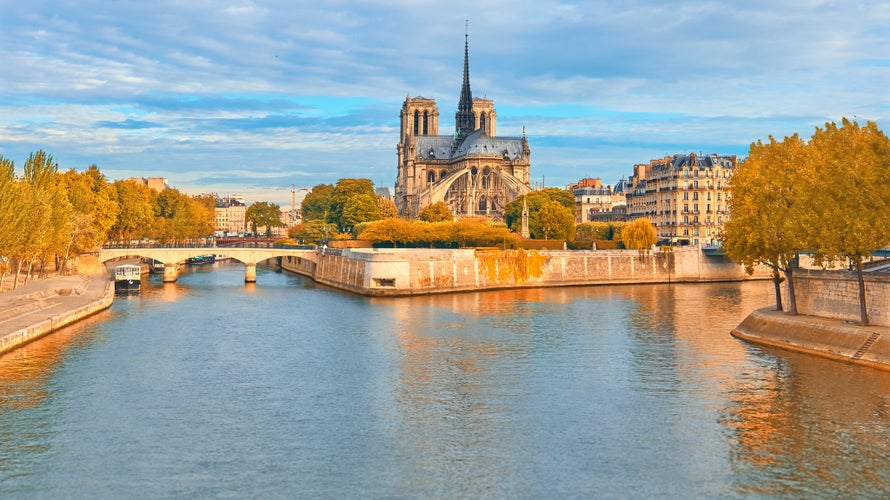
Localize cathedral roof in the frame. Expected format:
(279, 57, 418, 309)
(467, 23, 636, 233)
(415, 129, 525, 161)
(455, 129, 525, 159)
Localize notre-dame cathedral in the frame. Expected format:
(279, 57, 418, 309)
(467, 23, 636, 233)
(394, 34, 533, 220)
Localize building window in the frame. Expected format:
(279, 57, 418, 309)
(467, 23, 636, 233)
(693, 192, 699, 200)
(413, 110, 419, 135)
(683, 192, 688, 200)
(423, 111, 429, 135)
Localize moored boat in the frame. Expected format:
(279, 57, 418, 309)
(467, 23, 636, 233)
(114, 264, 142, 292)
(186, 255, 216, 265)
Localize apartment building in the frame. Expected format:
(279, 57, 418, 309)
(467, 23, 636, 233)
(626, 153, 737, 246)
(569, 177, 628, 223)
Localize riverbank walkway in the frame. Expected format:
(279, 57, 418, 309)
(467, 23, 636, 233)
(0, 274, 113, 355)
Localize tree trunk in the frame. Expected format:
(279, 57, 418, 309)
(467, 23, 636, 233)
(772, 268, 784, 311)
(783, 267, 797, 315)
(855, 260, 869, 326)
(14, 259, 23, 290)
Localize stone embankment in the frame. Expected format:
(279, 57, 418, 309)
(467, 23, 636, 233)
(280, 246, 770, 296)
(0, 274, 114, 356)
(731, 268, 890, 371)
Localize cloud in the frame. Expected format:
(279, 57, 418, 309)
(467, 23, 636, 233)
(1, 0, 888, 201)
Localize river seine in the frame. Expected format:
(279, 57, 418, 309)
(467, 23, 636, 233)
(2, 262, 890, 498)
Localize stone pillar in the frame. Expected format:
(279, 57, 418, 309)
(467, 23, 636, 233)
(245, 263, 257, 283)
(163, 263, 178, 283)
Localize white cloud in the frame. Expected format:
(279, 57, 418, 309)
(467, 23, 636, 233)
(1, 0, 888, 200)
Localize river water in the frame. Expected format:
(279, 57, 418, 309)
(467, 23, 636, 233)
(2, 262, 890, 498)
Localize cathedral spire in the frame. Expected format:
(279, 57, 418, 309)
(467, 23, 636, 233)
(455, 22, 475, 141)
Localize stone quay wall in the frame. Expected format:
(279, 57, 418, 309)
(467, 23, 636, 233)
(790, 270, 890, 327)
(281, 246, 768, 296)
(0, 278, 115, 356)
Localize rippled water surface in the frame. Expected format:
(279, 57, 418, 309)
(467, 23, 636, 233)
(3, 263, 890, 498)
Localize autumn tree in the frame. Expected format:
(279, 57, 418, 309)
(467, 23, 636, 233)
(723, 134, 809, 313)
(377, 196, 399, 219)
(23, 151, 73, 276)
(538, 200, 575, 241)
(61, 165, 120, 261)
(805, 119, 890, 325)
(622, 218, 657, 254)
(419, 201, 453, 222)
(110, 180, 155, 242)
(245, 201, 284, 237)
(505, 188, 575, 238)
(357, 217, 421, 247)
(0, 155, 27, 288)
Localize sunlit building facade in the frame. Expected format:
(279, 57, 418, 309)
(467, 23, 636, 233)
(626, 153, 737, 246)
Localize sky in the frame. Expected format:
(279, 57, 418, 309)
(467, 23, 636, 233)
(2, 1, 888, 206)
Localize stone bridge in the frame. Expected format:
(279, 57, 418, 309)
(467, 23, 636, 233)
(99, 247, 317, 283)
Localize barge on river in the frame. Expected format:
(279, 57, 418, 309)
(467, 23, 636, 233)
(113, 264, 142, 292)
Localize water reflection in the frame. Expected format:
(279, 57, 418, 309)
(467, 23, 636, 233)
(5, 274, 890, 497)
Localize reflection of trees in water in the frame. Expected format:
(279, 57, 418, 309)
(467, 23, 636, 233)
(0, 312, 109, 468)
(721, 350, 890, 496)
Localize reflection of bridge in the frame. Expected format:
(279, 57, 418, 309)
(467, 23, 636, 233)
(99, 247, 317, 283)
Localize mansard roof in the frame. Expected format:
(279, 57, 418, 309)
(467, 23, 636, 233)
(670, 153, 736, 169)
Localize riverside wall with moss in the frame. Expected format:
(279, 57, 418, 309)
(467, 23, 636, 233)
(280, 246, 768, 297)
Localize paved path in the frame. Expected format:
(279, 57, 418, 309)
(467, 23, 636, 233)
(0, 274, 113, 351)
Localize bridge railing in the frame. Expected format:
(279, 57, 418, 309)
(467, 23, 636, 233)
(102, 241, 317, 250)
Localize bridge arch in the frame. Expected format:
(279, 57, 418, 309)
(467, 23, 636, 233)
(98, 247, 316, 284)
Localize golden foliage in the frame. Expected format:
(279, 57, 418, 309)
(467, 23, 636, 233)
(475, 249, 547, 283)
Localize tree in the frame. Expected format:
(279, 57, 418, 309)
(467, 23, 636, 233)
(377, 196, 399, 219)
(341, 193, 381, 231)
(357, 217, 421, 247)
(505, 188, 575, 238)
(622, 218, 657, 254)
(330, 178, 376, 231)
(23, 151, 73, 276)
(0, 155, 26, 288)
(246, 201, 284, 236)
(805, 119, 890, 325)
(419, 201, 453, 222)
(723, 134, 809, 313)
(110, 180, 155, 242)
(61, 166, 120, 255)
(301, 184, 335, 222)
(538, 200, 575, 240)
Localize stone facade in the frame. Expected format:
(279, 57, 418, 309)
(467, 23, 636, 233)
(281, 246, 768, 297)
(215, 196, 246, 235)
(394, 35, 532, 220)
(626, 153, 736, 246)
(569, 178, 626, 223)
(790, 270, 890, 327)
